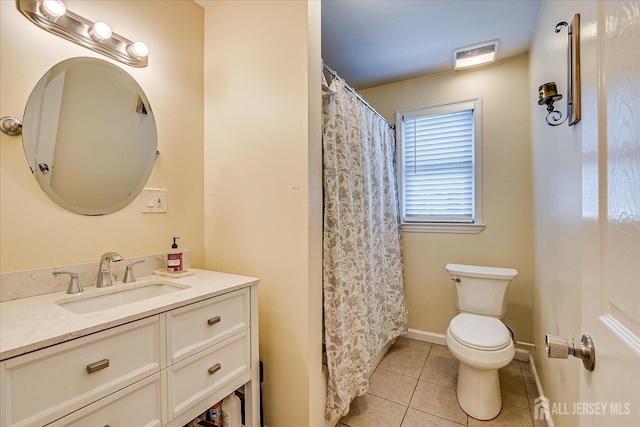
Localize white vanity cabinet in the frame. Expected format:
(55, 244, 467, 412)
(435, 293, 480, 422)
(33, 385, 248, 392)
(1, 315, 164, 427)
(0, 272, 259, 427)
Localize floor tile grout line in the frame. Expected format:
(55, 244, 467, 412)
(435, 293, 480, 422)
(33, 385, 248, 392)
(418, 376, 458, 390)
(407, 406, 468, 426)
(362, 388, 414, 409)
(398, 404, 408, 427)
(366, 378, 417, 408)
(397, 355, 424, 426)
(388, 350, 430, 360)
(375, 364, 425, 380)
(405, 361, 422, 408)
(409, 378, 471, 425)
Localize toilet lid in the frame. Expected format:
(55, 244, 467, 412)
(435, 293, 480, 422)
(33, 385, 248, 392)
(449, 313, 511, 351)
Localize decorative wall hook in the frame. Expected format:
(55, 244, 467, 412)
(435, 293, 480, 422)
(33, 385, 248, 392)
(0, 116, 23, 136)
(538, 14, 581, 126)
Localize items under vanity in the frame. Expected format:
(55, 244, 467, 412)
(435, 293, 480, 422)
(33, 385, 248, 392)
(0, 267, 260, 427)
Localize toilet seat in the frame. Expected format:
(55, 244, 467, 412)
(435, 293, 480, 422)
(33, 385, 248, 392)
(449, 313, 511, 351)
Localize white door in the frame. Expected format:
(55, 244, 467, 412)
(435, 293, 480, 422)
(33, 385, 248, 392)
(580, 1, 640, 425)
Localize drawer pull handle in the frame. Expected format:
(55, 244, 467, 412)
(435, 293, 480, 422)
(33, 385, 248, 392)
(86, 359, 110, 374)
(208, 363, 222, 375)
(207, 316, 221, 326)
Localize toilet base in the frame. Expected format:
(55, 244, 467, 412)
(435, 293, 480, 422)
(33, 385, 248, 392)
(456, 362, 502, 420)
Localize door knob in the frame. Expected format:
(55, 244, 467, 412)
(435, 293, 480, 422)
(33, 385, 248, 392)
(545, 334, 595, 371)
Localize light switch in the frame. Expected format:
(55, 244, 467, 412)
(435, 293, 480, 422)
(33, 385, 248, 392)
(141, 188, 167, 213)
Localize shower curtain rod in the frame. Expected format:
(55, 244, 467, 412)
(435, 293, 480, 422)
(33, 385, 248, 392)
(323, 62, 395, 130)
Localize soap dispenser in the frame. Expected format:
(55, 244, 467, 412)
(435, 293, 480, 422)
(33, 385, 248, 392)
(167, 237, 183, 272)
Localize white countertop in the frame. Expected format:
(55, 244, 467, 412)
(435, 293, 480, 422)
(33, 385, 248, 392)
(0, 269, 259, 360)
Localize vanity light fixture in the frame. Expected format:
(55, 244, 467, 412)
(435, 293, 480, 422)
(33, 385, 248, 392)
(17, 0, 149, 67)
(537, 14, 581, 126)
(453, 40, 499, 70)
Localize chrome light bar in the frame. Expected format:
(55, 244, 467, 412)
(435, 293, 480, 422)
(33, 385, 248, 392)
(17, 0, 148, 67)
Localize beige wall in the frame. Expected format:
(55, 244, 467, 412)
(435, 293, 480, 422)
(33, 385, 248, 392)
(360, 55, 533, 343)
(529, 1, 596, 423)
(0, 0, 205, 272)
(202, 1, 323, 426)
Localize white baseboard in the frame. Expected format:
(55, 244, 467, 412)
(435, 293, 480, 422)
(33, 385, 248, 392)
(529, 353, 554, 427)
(403, 328, 531, 362)
(513, 347, 530, 362)
(405, 328, 447, 345)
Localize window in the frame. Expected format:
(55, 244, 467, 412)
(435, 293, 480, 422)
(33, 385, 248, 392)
(396, 99, 484, 233)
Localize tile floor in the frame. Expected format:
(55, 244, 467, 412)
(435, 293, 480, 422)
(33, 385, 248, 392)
(339, 337, 545, 427)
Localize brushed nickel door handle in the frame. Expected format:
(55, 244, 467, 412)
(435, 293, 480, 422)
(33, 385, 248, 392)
(207, 316, 221, 326)
(208, 363, 221, 375)
(86, 359, 110, 374)
(545, 334, 596, 371)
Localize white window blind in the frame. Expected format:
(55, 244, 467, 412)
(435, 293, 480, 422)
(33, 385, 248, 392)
(399, 100, 480, 225)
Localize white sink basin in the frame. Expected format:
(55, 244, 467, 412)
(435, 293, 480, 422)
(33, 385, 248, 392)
(57, 281, 190, 314)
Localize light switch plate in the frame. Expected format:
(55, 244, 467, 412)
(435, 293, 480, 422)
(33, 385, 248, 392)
(141, 188, 167, 213)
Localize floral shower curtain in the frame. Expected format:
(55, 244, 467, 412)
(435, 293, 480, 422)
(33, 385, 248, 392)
(322, 76, 408, 423)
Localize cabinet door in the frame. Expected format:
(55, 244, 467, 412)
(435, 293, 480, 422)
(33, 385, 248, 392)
(167, 330, 250, 421)
(1, 315, 163, 427)
(167, 288, 249, 364)
(46, 373, 164, 427)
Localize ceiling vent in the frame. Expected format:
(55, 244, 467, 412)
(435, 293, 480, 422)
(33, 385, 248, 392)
(453, 40, 500, 70)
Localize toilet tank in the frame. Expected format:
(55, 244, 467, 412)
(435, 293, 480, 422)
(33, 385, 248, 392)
(446, 263, 518, 318)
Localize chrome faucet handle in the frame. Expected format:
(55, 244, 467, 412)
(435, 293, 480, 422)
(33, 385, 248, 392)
(53, 271, 83, 294)
(123, 260, 145, 283)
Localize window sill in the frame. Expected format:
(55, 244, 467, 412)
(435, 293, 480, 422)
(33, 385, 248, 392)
(400, 223, 486, 234)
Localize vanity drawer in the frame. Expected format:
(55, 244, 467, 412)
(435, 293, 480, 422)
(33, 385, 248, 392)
(167, 288, 249, 364)
(167, 329, 250, 421)
(46, 372, 164, 427)
(1, 315, 163, 427)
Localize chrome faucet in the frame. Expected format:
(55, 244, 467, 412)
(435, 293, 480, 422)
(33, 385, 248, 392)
(96, 252, 123, 287)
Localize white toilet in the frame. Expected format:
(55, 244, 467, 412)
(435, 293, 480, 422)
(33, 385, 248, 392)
(445, 263, 518, 420)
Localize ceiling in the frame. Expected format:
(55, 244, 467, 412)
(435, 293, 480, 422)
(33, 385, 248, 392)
(195, 0, 542, 90)
(322, 0, 542, 89)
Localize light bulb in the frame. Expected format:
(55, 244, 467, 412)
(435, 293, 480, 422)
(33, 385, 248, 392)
(42, 0, 66, 20)
(128, 41, 149, 58)
(90, 22, 112, 41)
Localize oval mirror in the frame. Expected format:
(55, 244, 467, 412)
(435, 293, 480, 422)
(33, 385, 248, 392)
(22, 57, 157, 215)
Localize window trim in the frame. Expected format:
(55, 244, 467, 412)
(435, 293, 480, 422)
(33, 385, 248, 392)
(396, 98, 484, 234)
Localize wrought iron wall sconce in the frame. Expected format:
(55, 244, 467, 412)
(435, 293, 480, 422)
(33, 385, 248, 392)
(16, 0, 149, 67)
(538, 14, 581, 126)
